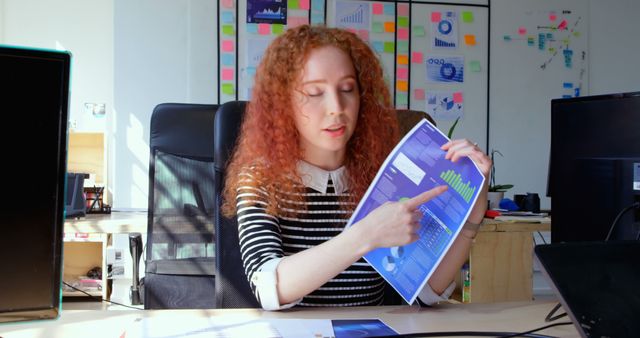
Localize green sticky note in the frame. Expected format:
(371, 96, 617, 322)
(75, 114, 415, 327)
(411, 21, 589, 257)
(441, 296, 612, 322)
(469, 60, 481, 72)
(397, 93, 408, 105)
(397, 17, 409, 27)
(462, 11, 474, 23)
(222, 83, 235, 95)
(289, 0, 299, 9)
(372, 22, 384, 33)
(412, 25, 425, 37)
(222, 25, 234, 36)
(383, 41, 395, 53)
(272, 24, 284, 35)
(397, 41, 409, 53)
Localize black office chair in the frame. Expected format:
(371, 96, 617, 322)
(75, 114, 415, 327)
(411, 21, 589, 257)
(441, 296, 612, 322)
(139, 103, 219, 309)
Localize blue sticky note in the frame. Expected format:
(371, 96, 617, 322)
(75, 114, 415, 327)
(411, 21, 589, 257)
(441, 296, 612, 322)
(312, 0, 324, 11)
(311, 12, 323, 25)
(222, 54, 234, 66)
(246, 67, 257, 76)
(372, 41, 384, 53)
(563, 82, 573, 88)
(383, 3, 394, 16)
(247, 24, 258, 34)
(222, 12, 234, 24)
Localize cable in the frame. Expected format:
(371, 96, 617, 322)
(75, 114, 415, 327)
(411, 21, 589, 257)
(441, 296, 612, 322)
(536, 231, 547, 244)
(544, 302, 567, 322)
(62, 281, 142, 310)
(367, 321, 573, 337)
(605, 201, 640, 241)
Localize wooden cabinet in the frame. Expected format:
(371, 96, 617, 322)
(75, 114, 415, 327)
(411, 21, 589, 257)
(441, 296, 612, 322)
(62, 233, 108, 299)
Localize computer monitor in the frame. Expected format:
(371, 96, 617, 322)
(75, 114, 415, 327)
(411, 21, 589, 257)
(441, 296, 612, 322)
(549, 92, 640, 243)
(0, 45, 71, 323)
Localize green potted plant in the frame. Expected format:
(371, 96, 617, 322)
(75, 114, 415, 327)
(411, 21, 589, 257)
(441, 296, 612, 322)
(488, 149, 514, 209)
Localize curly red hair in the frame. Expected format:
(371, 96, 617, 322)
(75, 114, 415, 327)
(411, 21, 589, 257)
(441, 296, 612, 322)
(222, 25, 399, 217)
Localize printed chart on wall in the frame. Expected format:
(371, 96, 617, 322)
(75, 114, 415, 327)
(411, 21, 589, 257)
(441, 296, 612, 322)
(500, 6, 588, 99)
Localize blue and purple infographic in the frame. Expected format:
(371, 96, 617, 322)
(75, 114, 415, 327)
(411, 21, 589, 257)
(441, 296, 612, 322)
(346, 119, 485, 304)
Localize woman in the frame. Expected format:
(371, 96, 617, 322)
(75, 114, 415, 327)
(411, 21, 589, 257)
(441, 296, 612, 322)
(222, 25, 491, 310)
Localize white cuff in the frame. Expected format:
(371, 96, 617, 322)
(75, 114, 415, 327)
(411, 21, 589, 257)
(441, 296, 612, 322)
(251, 257, 302, 311)
(417, 281, 456, 305)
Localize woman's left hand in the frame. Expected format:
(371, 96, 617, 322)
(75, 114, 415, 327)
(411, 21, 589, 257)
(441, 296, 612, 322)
(441, 139, 492, 223)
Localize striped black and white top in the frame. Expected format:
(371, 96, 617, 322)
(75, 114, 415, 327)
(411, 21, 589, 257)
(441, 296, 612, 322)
(236, 161, 386, 308)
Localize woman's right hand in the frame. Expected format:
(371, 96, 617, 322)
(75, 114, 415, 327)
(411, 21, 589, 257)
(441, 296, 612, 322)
(354, 185, 448, 251)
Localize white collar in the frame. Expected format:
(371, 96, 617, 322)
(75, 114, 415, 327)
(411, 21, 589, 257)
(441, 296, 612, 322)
(296, 160, 349, 194)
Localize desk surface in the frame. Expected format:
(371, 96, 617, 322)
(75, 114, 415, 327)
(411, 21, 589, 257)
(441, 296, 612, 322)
(0, 301, 577, 337)
(64, 211, 147, 234)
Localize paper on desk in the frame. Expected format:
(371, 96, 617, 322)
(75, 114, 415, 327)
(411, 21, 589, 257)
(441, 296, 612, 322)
(494, 216, 551, 223)
(121, 315, 334, 338)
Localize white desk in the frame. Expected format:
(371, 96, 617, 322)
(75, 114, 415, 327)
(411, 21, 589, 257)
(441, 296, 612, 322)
(0, 301, 578, 337)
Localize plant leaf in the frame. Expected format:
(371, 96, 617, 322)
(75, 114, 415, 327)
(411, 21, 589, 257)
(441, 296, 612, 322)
(447, 117, 460, 139)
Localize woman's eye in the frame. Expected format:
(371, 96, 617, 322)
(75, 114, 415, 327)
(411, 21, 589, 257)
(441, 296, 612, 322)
(305, 89, 323, 97)
(341, 87, 354, 93)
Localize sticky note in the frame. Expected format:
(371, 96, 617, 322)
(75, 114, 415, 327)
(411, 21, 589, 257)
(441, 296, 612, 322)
(414, 89, 425, 100)
(469, 60, 481, 72)
(397, 55, 409, 65)
(299, 0, 310, 10)
(372, 3, 383, 15)
(384, 3, 394, 16)
(453, 92, 463, 103)
(398, 28, 409, 40)
(222, 68, 234, 81)
(222, 25, 234, 36)
(518, 26, 527, 35)
(372, 22, 384, 33)
(312, 0, 323, 11)
(222, 83, 235, 95)
(397, 17, 409, 27)
(222, 0, 234, 9)
(549, 12, 557, 21)
(246, 67, 257, 76)
(558, 19, 568, 30)
(222, 40, 234, 52)
(397, 68, 408, 80)
(272, 24, 284, 35)
(288, 16, 309, 28)
(412, 25, 425, 37)
(397, 92, 408, 105)
(357, 30, 369, 41)
(289, 0, 299, 9)
(397, 41, 408, 53)
(462, 11, 474, 23)
(222, 53, 234, 66)
(396, 80, 408, 92)
(412, 51, 423, 64)
(398, 4, 409, 16)
(383, 41, 394, 53)
(222, 12, 234, 24)
(384, 22, 395, 33)
(247, 23, 258, 34)
(431, 11, 442, 23)
(464, 34, 476, 46)
(372, 41, 384, 53)
(258, 23, 270, 35)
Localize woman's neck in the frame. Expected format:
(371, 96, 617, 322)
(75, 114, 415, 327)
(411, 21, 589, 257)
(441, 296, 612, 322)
(302, 150, 345, 171)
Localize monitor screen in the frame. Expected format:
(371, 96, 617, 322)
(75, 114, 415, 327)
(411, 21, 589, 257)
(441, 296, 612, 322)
(549, 92, 640, 243)
(0, 45, 70, 322)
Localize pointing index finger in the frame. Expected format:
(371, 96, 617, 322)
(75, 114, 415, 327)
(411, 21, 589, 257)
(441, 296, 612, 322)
(404, 185, 448, 209)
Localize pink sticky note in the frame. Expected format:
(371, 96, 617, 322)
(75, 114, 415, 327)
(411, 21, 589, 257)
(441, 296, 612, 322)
(414, 89, 425, 100)
(518, 26, 527, 35)
(222, 68, 234, 81)
(398, 4, 409, 16)
(558, 19, 568, 30)
(397, 28, 409, 40)
(453, 92, 463, 103)
(412, 51, 423, 64)
(372, 3, 383, 15)
(431, 11, 442, 23)
(222, 0, 234, 9)
(258, 23, 270, 35)
(299, 0, 310, 10)
(397, 68, 408, 80)
(549, 12, 557, 21)
(222, 40, 234, 52)
(288, 16, 309, 28)
(357, 30, 369, 41)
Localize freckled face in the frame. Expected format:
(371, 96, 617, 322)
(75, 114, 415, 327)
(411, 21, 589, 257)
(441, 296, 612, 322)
(292, 46, 360, 168)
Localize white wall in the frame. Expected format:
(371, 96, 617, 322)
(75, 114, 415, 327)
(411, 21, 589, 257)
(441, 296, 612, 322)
(1, 0, 113, 133)
(112, 0, 217, 210)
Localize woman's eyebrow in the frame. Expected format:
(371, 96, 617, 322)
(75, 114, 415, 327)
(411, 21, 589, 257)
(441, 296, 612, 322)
(301, 75, 356, 86)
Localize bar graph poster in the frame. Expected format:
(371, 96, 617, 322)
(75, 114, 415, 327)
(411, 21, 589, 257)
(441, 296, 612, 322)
(335, 0, 370, 30)
(431, 11, 458, 49)
(247, 0, 287, 24)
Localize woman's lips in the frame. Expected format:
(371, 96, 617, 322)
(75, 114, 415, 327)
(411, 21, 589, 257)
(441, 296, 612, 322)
(323, 126, 346, 137)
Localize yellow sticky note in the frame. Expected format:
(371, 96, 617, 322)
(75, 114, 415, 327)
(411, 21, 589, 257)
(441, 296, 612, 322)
(396, 80, 409, 92)
(384, 22, 395, 33)
(397, 55, 409, 65)
(464, 34, 476, 46)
